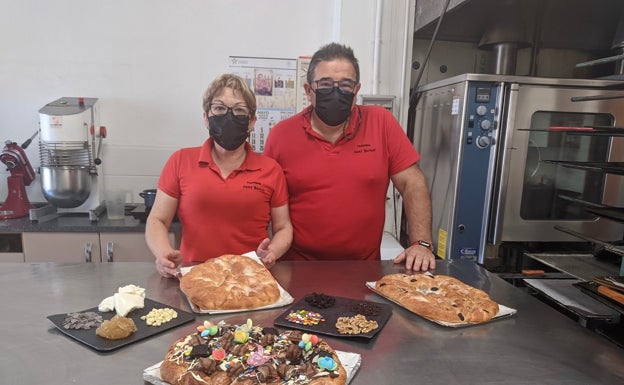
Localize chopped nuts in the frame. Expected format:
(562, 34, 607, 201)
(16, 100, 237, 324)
(335, 314, 379, 334)
(140, 307, 178, 326)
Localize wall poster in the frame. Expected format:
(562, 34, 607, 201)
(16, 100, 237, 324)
(229, 56, 298, 153)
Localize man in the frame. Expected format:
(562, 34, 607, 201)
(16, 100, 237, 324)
(264, 42, 435, 271)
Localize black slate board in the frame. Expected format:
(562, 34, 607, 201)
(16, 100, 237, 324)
(47, 298, 195, 352)
(273, 295, 392, 339)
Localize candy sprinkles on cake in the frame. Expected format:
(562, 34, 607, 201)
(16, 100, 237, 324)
(160, 319, 346, 385)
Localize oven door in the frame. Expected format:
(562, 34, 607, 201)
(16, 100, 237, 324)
(493, 82, 624, 244)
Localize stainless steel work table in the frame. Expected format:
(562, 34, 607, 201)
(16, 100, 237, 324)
(3, 260, 624, 385)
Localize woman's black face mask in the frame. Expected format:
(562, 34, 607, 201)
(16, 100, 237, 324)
(208, 111, 250, 151)
(313, 87, 354, 126)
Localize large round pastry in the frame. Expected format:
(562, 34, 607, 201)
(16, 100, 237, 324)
(180, 254, 281, 310)
(375, 273, 499, 323)
(160, 320, 347, 385)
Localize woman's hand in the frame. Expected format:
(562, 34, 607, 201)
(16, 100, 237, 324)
(256, 238, 277, 268)
(155, 250, 182, 278)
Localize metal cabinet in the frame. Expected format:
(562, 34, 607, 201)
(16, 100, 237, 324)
(99, 232, 174, 262)
(22, 231, 176, 263)
(23, 232, 101, 262)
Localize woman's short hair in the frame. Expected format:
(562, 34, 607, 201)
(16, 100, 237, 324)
(202, 74, 257, 116)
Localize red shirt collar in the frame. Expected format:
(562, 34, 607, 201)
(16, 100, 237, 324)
(302, 105, 360, 141)
(198, 138, 261, 171)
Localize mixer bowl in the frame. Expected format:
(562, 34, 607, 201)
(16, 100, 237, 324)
(41, 166, 92, 208)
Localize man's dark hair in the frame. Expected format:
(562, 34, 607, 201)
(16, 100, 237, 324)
(306, 42, 360, 84)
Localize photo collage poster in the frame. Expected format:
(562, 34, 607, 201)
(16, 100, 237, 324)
(229, 56, 298, 153)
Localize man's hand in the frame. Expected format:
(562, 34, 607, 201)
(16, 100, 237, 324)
(393, 244, 436, 271)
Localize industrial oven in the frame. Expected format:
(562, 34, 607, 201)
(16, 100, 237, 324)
(411, 73, 624, 263)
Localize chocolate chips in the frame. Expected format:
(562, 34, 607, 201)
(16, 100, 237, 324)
(62, 312, 103, 330)
(349, 302, 382, 316)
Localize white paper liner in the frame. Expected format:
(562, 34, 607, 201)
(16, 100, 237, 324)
(180, 252, 294, 314)
(366, 281, 517, 327)
(143, 350, 361, 385)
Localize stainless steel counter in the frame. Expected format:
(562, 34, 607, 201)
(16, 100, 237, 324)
(3, 260, 624, 385)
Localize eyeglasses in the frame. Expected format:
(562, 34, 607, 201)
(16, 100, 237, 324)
(312, 78, 357, 95)
(209, 103, 250, 117)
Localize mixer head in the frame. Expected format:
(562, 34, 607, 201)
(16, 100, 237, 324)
(0, 140, 36, 219)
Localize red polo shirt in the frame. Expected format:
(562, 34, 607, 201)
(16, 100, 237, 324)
(158, 139, 288, 263)
(264, 105, 419, 260)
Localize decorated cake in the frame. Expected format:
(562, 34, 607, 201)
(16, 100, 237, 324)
(160, 319, 347, 385)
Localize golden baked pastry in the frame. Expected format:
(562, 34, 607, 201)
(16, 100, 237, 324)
(95, 315, 137, 340)
(160, 320, 347, 385)
(375, 273, 499, 323)
(180, 254, 280, 310)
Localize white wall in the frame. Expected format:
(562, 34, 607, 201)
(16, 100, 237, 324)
(1, 0, 414, 234)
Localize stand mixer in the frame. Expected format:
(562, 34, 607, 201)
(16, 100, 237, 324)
(0, 136, 36, 219)
(29, 97, 107, 221)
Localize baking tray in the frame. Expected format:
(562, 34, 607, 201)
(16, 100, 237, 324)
(47, 298, 195, 352)
(273, 295, 392, 339)
(180, 252, 294, 314)
(366, 281, 516, 327)
(144, 350, 361, 385)
(574, 281, 624, 313)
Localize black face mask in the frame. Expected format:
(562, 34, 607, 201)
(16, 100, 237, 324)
(208, 111, 250, 151)
(313, 87, 354, 126)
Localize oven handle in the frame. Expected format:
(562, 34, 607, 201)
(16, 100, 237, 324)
(489, 83, 519, 244)
(571, 94, 624, 102)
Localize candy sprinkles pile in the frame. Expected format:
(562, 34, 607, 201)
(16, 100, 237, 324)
(285, 309, 326, 325)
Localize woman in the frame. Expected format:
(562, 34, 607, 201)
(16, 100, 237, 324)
(146, 74, 293, 278)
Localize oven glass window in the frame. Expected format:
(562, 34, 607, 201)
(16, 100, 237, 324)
(521, 112, 613, 220)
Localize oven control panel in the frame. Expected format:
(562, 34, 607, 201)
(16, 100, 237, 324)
(466, 86, 496, 148)
(453, 83, 500, 261)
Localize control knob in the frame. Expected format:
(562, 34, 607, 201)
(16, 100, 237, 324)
(480, 119, 492, 130)
(476, 105, 488, 116)
(476, 136, 491, 148)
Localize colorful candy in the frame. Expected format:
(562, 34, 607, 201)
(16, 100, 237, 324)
(285, 309, 325, 325)
(234, 330, 249, 343)
(299, 333, 320, 351)
(211, 348, 226, 361)
(197, 321, 219, 336)
(318, 356, 338, 371)
(247, 346, 271, 366)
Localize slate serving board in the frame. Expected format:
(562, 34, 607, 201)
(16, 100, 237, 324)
(273, 295, 392, 339)
(47, 298, 195, 352)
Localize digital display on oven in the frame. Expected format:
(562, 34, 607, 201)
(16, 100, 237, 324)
(475, 87, 490, 103)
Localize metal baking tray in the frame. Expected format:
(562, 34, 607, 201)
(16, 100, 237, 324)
(47, 298, 195, 352)
(273, 295, 392, 339)
(574, 281, 624, 314)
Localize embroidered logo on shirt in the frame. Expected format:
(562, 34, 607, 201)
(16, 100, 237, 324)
(353, 143, 376, 154)
(243, 181, 267, 194)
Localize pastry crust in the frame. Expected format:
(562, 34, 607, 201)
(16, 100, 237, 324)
(160, 323, 347, 385)
(375, 273, 499, 323)
(180, 254, 280, 310)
